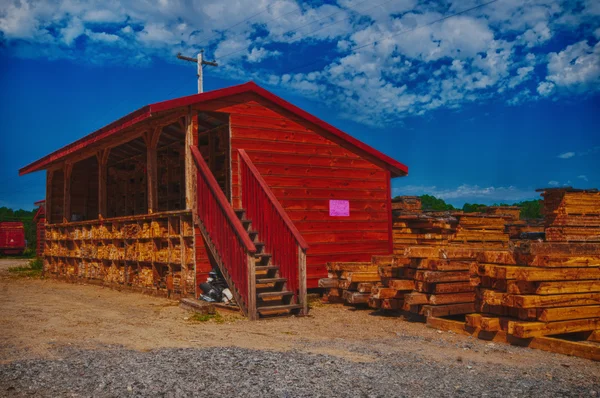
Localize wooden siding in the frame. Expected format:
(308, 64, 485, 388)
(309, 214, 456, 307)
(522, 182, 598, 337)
(214, 97, 391, 288)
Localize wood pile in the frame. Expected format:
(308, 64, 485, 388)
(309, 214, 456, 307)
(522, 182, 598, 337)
(369, 247, 481, 317)
(319, 262, 380, 304)
(474, 241, 600, 338)
(391, 197, 458, 253)
(505, 220, 545, 240)
(451, 213, 510, 248)
(539, 188, 600, 242)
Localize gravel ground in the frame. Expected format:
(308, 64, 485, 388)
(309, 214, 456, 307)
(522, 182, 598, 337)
(1, 345, 599, 398)
(1, 259, 599, 397)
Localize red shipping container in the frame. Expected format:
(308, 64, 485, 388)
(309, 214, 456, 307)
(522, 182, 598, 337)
(0, 222, 26, 255)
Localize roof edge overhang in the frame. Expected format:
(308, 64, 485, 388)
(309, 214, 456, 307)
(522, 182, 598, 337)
(19, 81, 408, 177)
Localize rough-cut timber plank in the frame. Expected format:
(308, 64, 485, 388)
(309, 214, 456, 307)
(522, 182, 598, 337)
(318, 278, 338, 288)
(387, 279, 416, 291)
(422, 303, 476, 317)
(508, 319, 600, 338)
(327, 262, 376, 272)
(537, 305, 600, 322)
(342, 290, 370, 304)
(412, 258, 476, 271)
(508, 280, 600, 295)
(416, 281, 475, 294)
(414, 270, 471, 283)
(504, 292, 600, 309)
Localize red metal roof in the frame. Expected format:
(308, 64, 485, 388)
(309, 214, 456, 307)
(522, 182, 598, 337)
(19, 81, 408, 177)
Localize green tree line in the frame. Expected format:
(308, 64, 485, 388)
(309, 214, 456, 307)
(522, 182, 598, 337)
(399, 194, 543, 219)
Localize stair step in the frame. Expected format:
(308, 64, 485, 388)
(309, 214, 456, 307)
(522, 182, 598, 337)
(234, 209, 245, 219)
(241, 219, 252, 229)
(257, 304, 302, 315)
(256, 277, 286, 284)
(254, 253, 272, 265)
(255, 265, 279, 272)
(257, 291, 294, 299)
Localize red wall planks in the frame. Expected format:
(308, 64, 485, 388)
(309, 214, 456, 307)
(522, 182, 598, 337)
(212, 97, 391, 288)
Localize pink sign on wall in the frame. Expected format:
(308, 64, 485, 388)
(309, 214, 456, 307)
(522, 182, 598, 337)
(329, 200, 349, 217)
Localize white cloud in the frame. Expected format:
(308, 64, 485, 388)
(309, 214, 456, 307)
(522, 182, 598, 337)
(543, 40, 600, 93)
(537, 81, 555, 96)
(548, 180, 559, 186)
(557, 151, 575, 159)
(578, 175, 589, 181)
(1, 0, 599, 125)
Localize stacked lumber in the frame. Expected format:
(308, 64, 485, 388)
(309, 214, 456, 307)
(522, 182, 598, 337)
(505, 220, 545, 240)
(450, 213, 510, 248)
(368, 255, 413, 311)
(319, 262, 380, 304)
(539, 188, 600, 242)
(485, 206, 521, 220)
(391, 196, 422, 211)
(390, 196, 458, 253)
(369, 247, 481, 316)
(474, 242, 600, 338)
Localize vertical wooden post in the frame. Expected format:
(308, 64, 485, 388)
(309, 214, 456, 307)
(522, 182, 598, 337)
(46, 170, 54, 224)
(247, 253, 257, 321)
(97, 149, 110, 219)
(298, 245, 308, 316)
(144, 127, 161, 213)
(63, 163, 73, 223)
(185, 110, 198, 211)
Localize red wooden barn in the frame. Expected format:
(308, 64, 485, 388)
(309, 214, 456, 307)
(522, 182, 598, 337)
(19, 81, 408, 319)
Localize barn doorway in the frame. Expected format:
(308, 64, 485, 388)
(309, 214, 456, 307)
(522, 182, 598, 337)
(196, 112, 231, 201)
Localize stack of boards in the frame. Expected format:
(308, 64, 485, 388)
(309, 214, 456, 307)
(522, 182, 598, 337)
(391, 197, 456, 252)
(369, 247, 481, 317)
(541, 188, 600, 242)
(319, 262, 380, 304)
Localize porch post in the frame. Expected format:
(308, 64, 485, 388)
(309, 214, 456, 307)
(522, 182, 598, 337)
(144, 127, 161, 213)
(46, 170, 53, 224)
(63, 163, 73, 223)
(97, 149, 110, 219)
(185, 109, 198, 211)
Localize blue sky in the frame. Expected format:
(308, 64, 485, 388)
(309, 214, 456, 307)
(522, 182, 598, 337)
(1, 0, 599, 210)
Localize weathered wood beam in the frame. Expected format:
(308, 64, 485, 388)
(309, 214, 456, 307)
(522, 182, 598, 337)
(63, 163, 73, 223)
(185, 110, 198, 211)
(96, 148, 110, 219)
(46, 170, 54, 224)
(144, 127, 162, 213)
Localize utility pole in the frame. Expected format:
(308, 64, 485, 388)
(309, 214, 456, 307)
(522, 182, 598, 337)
(176, 51, 218, 93)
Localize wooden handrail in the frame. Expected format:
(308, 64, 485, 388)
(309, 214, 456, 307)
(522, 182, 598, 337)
(191, 146, 256, 253)
(238, 149, 309, 250)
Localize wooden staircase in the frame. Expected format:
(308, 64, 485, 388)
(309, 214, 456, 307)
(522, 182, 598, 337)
(191, 145, 308, 320)
(234, 209, 303, 317)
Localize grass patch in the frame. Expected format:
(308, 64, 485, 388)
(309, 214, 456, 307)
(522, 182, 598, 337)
(189, 312, 225, 324)
(8, 257, 43, 278)
(308, 294, 325, 309)
(0, 248, 36, 259)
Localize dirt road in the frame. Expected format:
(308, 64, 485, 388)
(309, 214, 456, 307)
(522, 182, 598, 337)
(1, 258, 599, 396)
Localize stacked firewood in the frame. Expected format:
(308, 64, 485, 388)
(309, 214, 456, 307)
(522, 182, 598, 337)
(540, 188, 600, 242)
(473, 241, 600, 338)
(319, 262, 380, 304)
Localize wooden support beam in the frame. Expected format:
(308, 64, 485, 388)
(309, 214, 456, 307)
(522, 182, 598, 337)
(62, 163, 73, 223)
(298, 246, 308, 316)
(185, 110, 198, 211)
(96, 149, 110, 219)
(46, 170, 54, 224)
(144, 127, 162, 213)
